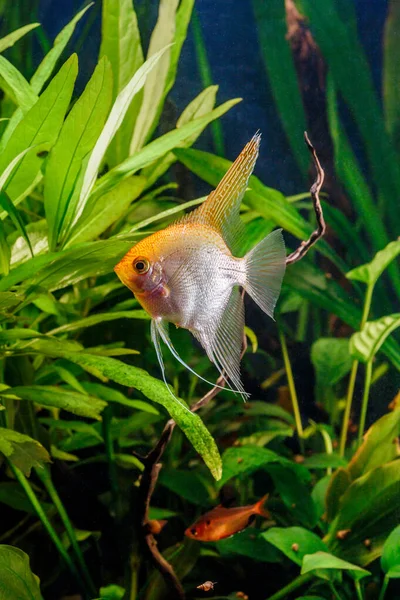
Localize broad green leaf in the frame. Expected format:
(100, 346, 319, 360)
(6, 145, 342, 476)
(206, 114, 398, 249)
(252, 0, 308, 175)
(325, 467, 352, 523)
(65, 175, 146, 247)
(311, 338, 352, 387)
(262, 527, 327, 566)
(0, 55, 37, 113)
(129, 0, 180, 153)
(0, 55, 78, 204)
(158, 468, 210, 506)
(244, 401, 294, 424)
(142, 85, 218, 188)
(0, 23, 40, 53)
(73, 46, 171, 229)
(1, 386, 107, 420)
(301, 551, 370, 580)
(326, 460, 400, 565)
(44, 57, 113, 249)
(299, 0, 400, 236)
(217, 528, 280, 562)
(0, 545, 42, 600)
(0, 428, 51, 476)
(384, 1, 400, 152)
(346, 240, 400, 286)
(31, 343, 222, 479)
(381, 524, 400, 578)
(267, 463, 317, 528)
(90, 99, 240, 204)
(48, 310, 149, 336)
(347, 410, 400, 481)
(0, 329, 43, 343)
(100, 0, 144, 165)
(350, 314, 400, 363)
(99, 584, 125, 600)
(219, 445, 283, 487)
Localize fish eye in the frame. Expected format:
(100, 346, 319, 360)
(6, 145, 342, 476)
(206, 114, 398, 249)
(133, 256, 150, 274)
(191, 528, 198, 536)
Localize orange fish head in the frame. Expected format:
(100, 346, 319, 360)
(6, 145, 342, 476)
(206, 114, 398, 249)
(184, 523, 203, 540)
(114, 240, 163, 296)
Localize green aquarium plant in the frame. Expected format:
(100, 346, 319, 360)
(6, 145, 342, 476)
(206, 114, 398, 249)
(0, 1, 399, 600)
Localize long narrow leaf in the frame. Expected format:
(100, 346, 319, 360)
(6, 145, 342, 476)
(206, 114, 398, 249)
(0, 23, 40, 54)
(71, 45, 171, 230)
(0, 55, 37, 112)
(44, 57, 113, 250)
(383, 0, 400, 153)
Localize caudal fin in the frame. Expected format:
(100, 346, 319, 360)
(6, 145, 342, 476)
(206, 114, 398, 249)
(254, 494, 271, 518)
(244, 229, 286, 319)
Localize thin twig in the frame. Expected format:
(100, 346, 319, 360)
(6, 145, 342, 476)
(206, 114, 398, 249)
(286, 132, 326, 265)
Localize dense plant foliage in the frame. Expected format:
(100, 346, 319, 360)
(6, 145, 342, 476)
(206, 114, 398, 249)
(0, 2, 399, 600)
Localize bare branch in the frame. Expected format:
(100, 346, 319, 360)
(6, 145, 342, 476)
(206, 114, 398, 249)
(286, 132, 326, 265)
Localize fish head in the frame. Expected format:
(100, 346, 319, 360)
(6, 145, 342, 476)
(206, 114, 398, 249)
(184, 516, 212, 540)
(114, 235, 164, 295)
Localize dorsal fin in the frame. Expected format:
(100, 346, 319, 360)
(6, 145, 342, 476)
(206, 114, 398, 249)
(179, 133, 261, 253)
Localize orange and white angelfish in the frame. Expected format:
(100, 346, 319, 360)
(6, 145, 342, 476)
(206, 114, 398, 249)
(114, 134, 286, 402)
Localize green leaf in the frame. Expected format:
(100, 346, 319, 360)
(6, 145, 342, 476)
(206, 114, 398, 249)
(267, 463, 317, 528)
(301, 551, 370, 581)
(99, 584, 125, 600)
(347, 410, 400, 482)
(262, 527, 327, 566)
(0, 23, 40, 54)
(99, 0, 144, 165)
(0, 219, 10, 274)
(252, 0, 308, 175)
(326, 460, 400, 565)
(0, 428, 51, 476)
(1, 386, 107, 420)
(48, 310, 149, 336)
(0, 482, 51, 514)
(217, 528, 280, 562)
(0, 55, 78, 204)
(0, 545, 42, 600)
(32, 344, 222, 479)
(65, 175, 146, 247)
(73, 46, 171, 229)
(346, 240, 400, 286)
(350, 314, 400, 363)
(0, 55, 37, 113)
(381, 524, 400, 579)
(129, 0, 193, 153)
(302, 454, 348, 469)
(44, 57, 113, 249)
(383, 0, 400, 152)
(82, 382, 159, 415)
(90, 98, 240, 204)
(311, 338, 352, 387)
(219, 445, 283, 487)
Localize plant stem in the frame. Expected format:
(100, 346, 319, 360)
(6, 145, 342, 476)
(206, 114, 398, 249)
(35, 466, 96, 596)
(9, 463, 86, 592)
(278, 325, 304, 451)
(329, 582, 342, 600)
(357, 360, 373, 447)
(378, 575, 389, 600)
(130, 550, 140, 600)
(355, 579, 364, 600)
(266, 573, 313, 600)
(339, 282, 374, 457)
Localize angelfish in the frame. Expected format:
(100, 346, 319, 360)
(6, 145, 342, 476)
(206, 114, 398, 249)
(114, 134, 286, 399)
(185, 494, 270, 542)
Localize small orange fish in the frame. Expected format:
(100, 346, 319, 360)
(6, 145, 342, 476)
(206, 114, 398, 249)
(184, 494, 270, 542)
(197, 581, 217, 592)
(114, 134, 286, 400)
